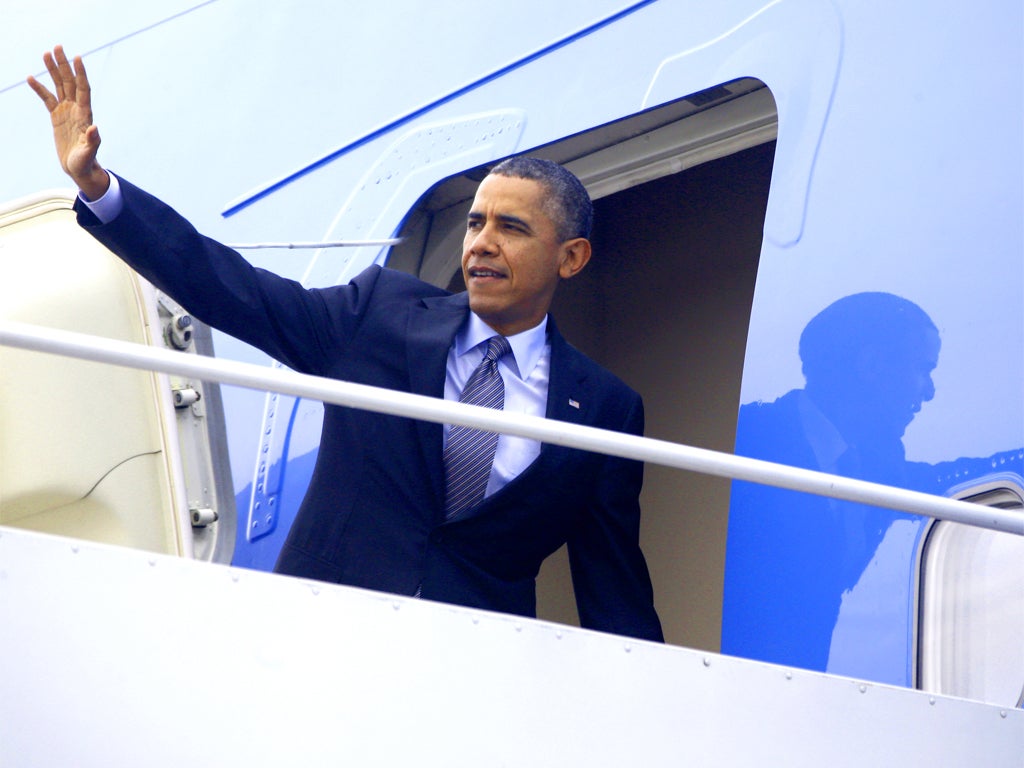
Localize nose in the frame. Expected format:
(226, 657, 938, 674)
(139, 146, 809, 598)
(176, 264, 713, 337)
(465, 222, 498, 257)
(922, 373, 936, 403)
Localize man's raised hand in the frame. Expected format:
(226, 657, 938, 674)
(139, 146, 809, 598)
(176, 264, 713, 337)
(27, 45, 110, 201)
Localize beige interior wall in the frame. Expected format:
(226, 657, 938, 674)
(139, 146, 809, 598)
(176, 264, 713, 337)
(536, 142, 774, 650)
(0, 202, 183, 555)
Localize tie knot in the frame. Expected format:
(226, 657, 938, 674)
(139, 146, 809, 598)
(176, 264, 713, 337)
(483, 335, 511, 364)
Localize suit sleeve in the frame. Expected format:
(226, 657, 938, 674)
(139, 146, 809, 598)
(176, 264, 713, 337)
(567, 393, 664, 642)
(73, 174, 381, 376)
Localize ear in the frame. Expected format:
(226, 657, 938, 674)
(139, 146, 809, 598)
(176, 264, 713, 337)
(558, 237, 592, 280)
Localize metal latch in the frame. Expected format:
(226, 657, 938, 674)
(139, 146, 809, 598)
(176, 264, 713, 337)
(190, 506, 218, 527)
(166, 313, 194, 350)
(172, 387, 201, 408)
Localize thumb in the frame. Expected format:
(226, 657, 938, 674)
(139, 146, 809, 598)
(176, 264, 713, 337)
(85, 123, 101, 151)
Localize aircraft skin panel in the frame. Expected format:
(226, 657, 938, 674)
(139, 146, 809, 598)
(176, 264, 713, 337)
(642, 0, 842, 248)
(1, 0, 1023, 716)
(721, 0, 1024, 686)
(2, 525, 1021, 767)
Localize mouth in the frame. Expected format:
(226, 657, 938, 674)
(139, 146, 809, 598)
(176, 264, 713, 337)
(897, 402, 921, 428)
(467, 266, 506, 282)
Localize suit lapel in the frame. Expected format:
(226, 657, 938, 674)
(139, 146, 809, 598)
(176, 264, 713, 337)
(406, 292, 469, 509)
(543, 319, 592, 432)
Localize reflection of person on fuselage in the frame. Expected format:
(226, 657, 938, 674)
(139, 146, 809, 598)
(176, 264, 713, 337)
(724, 292, 1020, 670)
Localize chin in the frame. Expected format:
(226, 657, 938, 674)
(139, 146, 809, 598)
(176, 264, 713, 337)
(467, 294, 492, 316)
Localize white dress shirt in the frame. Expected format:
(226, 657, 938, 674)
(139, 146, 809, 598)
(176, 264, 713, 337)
(80, 172, 123, 222)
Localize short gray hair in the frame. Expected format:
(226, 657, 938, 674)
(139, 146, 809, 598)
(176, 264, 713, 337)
(488, 156, 594, 241)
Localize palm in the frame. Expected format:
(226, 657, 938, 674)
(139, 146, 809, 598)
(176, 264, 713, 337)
(50, 96, 96, 177)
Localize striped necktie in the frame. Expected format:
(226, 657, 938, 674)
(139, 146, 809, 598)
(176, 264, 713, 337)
(443, 335, 512, 519)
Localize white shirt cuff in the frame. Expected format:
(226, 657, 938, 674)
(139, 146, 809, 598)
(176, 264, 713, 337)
(79, 173, 123, 224)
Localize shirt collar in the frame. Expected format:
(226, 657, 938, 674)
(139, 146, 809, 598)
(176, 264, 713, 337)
(455, 312, 549, 380)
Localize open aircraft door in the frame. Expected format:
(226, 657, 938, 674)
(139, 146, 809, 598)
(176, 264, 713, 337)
(0, 191, 234, 562)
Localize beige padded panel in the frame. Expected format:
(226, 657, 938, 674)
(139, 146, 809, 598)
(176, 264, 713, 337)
(0, 195, 181, 554)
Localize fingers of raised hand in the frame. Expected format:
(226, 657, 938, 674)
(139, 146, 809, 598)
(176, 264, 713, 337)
(74, 56, 92, 104)
(31, 46, 91, 114)
(41, 50, 63, 101)
(26, 74, 58, 111)
(53, 46, 77, 102)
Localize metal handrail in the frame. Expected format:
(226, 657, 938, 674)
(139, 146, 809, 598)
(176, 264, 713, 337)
(1, 318, 1021, 537)
(227, 239, 403, 249)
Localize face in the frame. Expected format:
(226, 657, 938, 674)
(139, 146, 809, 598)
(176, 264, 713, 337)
(886, 326, 941, 434)
(860, 327, 941, 438)
(461, 174, 590, 336)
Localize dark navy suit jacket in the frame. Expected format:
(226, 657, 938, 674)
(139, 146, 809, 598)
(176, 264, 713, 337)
(76, 176, 663, 641)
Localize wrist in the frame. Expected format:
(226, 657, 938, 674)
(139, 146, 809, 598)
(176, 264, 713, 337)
(75, 166, 110, 202)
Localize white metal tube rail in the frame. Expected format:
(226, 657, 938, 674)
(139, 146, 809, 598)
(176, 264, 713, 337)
(2, 319, 1021, 536)
(226, 238, 403, 249)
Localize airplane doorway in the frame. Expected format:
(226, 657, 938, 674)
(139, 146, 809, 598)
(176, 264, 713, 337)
(542, 141, 774, 649)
